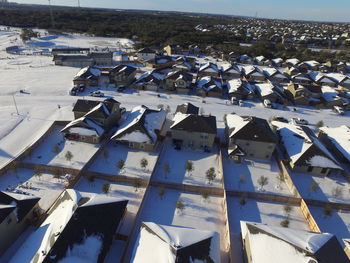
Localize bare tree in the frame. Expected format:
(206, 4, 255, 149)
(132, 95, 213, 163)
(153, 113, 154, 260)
(158, 187, 165, 200)
(117, 159, 125, 174)
(65, 151, 73, 162)
(140, 158, 148, 171)
(257, 176, 269, 191)
(102, 183, 110, 194)
(205, 167, 216, 185)
(176, 199, 185, 214)
(185, 160, 194, 176)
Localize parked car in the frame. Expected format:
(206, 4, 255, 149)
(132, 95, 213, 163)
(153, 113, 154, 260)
(69, 86, 78, 96)
(333, 106, 344, 115)
(89, 90, 104, 97)
(231, 96, 239, 105)
(291, 117, 309, 125)
(263, 99, 272, 108)
(117, 86, 126, 93)
(272, 116, 288, 123)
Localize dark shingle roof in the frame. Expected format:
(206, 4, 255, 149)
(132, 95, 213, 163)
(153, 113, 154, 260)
(0, 191, 39, 223)
(171, 114, 217, 134)
(72, 99, 119, 114)
(175, 103, 199, 115)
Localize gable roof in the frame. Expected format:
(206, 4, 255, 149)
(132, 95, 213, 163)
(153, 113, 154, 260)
(171, 113, 217, 134)
(240, 221, 349, 263)
(226, 114, 278, 143)
(196, 76, 222, 91)
(10, 190, 128, 263)
(111, 105, 167, 144)
(164, 70, 193, 82)
(61, 116, 105, 137)
(110, 64, 137, 76)
(175, 103, 199, 115)
(73, 66, 101, 81)
(199, 62, 219, 73)
(72, 99, 119, 114)
(131, 222, 220, 263)
(272, 121, 342, 169)
(0, 191, 39, 223)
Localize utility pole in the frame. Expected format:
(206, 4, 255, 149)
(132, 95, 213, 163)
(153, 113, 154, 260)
(48, 0, 55, 29)
(12, 94, 19, 115)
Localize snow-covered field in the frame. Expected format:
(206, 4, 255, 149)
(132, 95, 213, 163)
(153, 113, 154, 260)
(223, 157, 293, 196)
(152, 141, 223, 187)
(24, 125, 100, 169)
(291, 172, 350, 204)
(132, 187, 229, 262)
(309, 205, 350, 248)
(87, 142, 158, 179)
(0, 168, 66, 210)
(227, 197, 310, 263)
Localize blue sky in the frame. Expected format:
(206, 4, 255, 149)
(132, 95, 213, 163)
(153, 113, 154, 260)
(13, 0, 350, 22)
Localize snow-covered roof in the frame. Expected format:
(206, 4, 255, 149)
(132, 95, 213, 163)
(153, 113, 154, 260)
(10, 190, 127, 263)
(196, 76, 222, 91)
(254, 83, 275, 97)
(240, 221, 336, 263)
(112, 105, 166, 144)
(131, 222, 220, 263)
(321, 86, 342, 102)
(75, 66, 101, 78)
(199, 62, 219, 73)
(319, 125, 350, 162)
(61, 116, 105, 137)
(286, 58, 300, 66)
(272, 121, 342, 169)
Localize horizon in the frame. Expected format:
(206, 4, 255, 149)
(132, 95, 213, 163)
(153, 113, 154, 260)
(11, 0, 350, 23)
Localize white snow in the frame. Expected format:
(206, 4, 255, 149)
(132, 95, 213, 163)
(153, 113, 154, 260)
(69, 127, 98, 137)
(58, 235, 103, 263)
(319, 125, 350, 162)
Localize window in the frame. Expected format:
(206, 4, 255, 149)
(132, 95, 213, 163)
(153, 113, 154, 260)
(129, 142, 134, 148)
(200, 133, 209, 139)
(140, 143, 145, 149)
(307, 166, 313, 173)
(321, 168, 328, 174)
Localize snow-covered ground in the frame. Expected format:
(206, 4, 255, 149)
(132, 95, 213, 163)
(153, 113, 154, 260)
(0, 168, 66, 210)
(223, 157, 293, 196)
(132, 187, 229, 262)
(87, 142, 158, 179)
(227, 197, 309, 263)
(24, 125, 100, 169)
(75, 176, 146, 236)
(152, 141, 223, 187)
(291, 172, 350, 204)
(309, 205, 350, 248)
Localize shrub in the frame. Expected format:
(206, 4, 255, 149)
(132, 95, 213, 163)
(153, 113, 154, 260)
(140, 158, 148, 170)
(316, 120, 324, 129)
(176, 199, 185, 213)
(205, 167, 216, 184)
(280, 219, 290, 228)
(65, 151, 73, 162)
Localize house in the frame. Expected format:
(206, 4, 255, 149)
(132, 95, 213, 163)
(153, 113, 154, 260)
(291, 73, 312, 86)
(285, 83, 312, 106)
(73, 66, 101, 88)
(146, 55, 176, 69)
(238, 54, 253, 64)
(284, 66, 300, 76)
(188, 44, 201, 55)
(111, 105, 167, 151)
(253, 55, 267, 65)
(271, 121, 343, 176)
(134, 71, 162, 91)
(198, 62, 220, 78)
(254, 83, 285, 103)
(271, 58, 284, 67)
(61, 116, 106, 144)
(220, 64, 241, 80)
(163, 44, 182, 55)
(109, 65, 137, 87)
(9, 189, 128, 263)
(240, 221, 349, 263)
(283, 58, 300, 68)
(131, 222, 220, 263)
(89, 52, 113, 66)
(318, 126, 350, 164)
(0, 191, 40, 256)
(196, 76, 223, 97)
(53, 53, 93, 67)
(309, 72, 337, 87)
(72, 98, 121, 127)
(170, 112, 217, 150)
(173, 56, 196, 72)
(321, 86, 344, 107)
(227, 79, 255, 100)
(175, 103, 199, 115)
(298, 60, 320, 72)
(137, 47, 156, 62)
(263, 67, 290, 84)
(328, 73, 350, 88)
(242, 65, 266, 82)
(162, 70, 194, 93)
(225, 114, 277, 160)
(51, 47, 90, 56)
